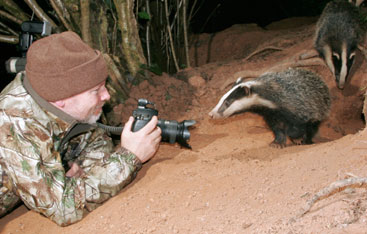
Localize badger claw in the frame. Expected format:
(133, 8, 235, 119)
(269, 141, 286, 148)
(290, 138, 303, 145)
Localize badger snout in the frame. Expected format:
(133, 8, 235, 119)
(337, 81, 345, 89)
(208, 109, 223, 119)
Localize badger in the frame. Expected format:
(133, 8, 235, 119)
(349, 0, 365, 7)
(315, 0, 363, 89)
(209, 68, 331, 148)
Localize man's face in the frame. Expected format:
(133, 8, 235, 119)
(61, 82, 111, 124)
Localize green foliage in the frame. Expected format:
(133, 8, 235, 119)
(180, 63, 187, 69)
(138, 11, 150, 20)
(140, 63, 163, 75)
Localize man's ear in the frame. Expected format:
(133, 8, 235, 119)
(51, 100, 65, 108)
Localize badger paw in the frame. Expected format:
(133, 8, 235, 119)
(269, 141, 286, 148)
(290, 138, 303, 145)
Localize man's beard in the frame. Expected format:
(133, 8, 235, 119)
(83, 106, 103, 124)
(84, 112, 102, 124)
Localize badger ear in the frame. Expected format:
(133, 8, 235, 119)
(235, 77, 244, 85)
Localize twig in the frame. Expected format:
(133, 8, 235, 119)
(187, 0, 198, 23)
(183, 0, 190, 67)
(297, 177, 367, 218)
(0, 34, 18, 43)
(243, 46, 284, 61)
(24, 0, 57, 28)
(80, 0, 92, 45)
(0, 20, 18, 36)
(0, 9, 22, 25)
(0, 0, 29, 22)
(198, 3, 220, 33)
(164, 0, 179, 71)
(145, 0, 151, 66)
(50, 0, 74, 31)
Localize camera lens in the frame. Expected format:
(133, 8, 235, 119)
(158, 119, 196, 148)
(5, 57, 27, 73)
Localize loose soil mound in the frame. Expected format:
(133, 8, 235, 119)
(1, 17, 367, 233)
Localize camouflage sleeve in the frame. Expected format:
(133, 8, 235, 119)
(74, 129, 142, 212)
(0, 119, 141, 226)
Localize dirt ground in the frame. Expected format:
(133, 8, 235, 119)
(2, 16, 367, 233)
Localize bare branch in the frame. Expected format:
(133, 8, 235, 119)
(80, 0, 92, 45)
(0, 34, 18, 43)
(187, 0, 197, 23)
(182, 0, 190, 67)
(24, 0, 57, 28)
(0, 0, 29, 21)
(164, 0, 179, 71)
(0, 9, 22, 25)
(170, 0, 182, 31)
(0, 21, 18, 36)
(145, 0, 151, 66)
(297, 177, 367, 218)
(50, 0, 74, 31)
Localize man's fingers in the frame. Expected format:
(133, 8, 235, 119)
(140, 116, 158, 133)
(123, 116, 134, 132)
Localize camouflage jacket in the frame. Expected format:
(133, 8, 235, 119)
(0, 73, 142, 226)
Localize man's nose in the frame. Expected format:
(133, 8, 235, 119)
(100, 86, 111, 101)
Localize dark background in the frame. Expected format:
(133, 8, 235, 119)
(0, 0, 330, 91)
(189, 0, 329, 33)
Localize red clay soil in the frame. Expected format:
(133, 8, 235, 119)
(2, 17, 367, 233)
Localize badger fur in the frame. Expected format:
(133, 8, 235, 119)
(209, 68, 331, 148)
(315, 0, 362, 89)
(349, 0, 365, 7)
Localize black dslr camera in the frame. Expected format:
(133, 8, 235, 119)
(132, 99, 196, 149)
(5, 21, 52, 74)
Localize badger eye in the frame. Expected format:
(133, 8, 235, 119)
(357, 0, 366, 7)
(332, 52, 340, 60)
(349, 52, 356, 60)
(223, 99, 231, 108)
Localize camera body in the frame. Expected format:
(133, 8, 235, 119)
(5, 21, 52, 74)
(132, 99, 196, 149)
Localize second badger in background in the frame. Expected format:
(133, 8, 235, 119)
(209, 68, 331, 148)
(315, 0, 363, 89)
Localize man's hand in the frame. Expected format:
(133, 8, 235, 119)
(121, 116, 161, 163)
(66, 162, 85, 178)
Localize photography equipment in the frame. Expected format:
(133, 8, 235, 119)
(5, 21, 52, 74)
(132, 99, 196, 148)
(96, 99, 196, 149)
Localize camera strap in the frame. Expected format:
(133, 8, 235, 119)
(58, 123, 96, 152)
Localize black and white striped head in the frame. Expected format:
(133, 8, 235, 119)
(209, 77, 276, 119)
(349, 0, 365, 7)
(320, 41, 356, 89)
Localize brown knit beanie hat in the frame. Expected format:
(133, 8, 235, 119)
(25, 31, 108, 101)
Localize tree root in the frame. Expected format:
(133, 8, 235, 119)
(243, 46, 284, 61)
(297, 176, 367, 219)
(244, 48, 323, 78)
